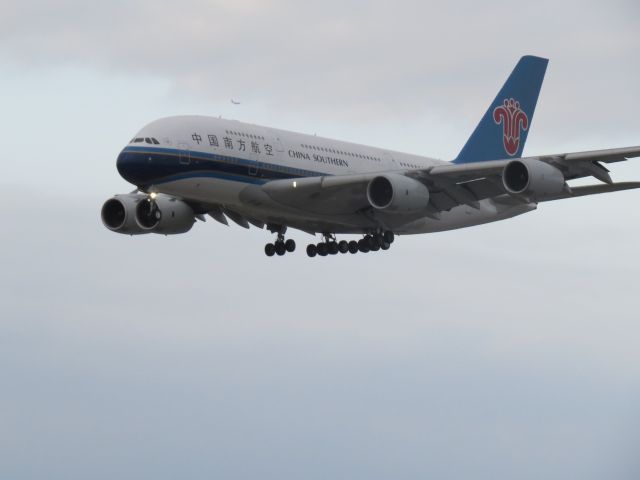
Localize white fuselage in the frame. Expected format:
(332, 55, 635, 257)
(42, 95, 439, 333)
(116, 116, 535, 235)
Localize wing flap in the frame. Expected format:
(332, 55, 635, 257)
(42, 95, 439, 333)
(538, 182, 640, 202)
(459, 178, 505, 201)
(429, 191, 460, 211)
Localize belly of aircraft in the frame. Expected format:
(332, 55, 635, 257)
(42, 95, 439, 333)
(151, 176, 535, 235)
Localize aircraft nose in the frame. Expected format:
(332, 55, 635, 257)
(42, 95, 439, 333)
(117, 149, 148, 186)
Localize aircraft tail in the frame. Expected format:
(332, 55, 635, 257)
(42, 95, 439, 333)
(453, 55, 549, 164)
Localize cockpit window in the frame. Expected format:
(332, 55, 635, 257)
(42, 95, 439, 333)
(130, 137, 160, 145)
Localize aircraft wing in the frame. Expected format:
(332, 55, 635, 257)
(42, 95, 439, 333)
(261, 146, 640, 216)
(261, 174, 374, 215)
(408, 146, 640, 212)
(424, 146, 640, 182)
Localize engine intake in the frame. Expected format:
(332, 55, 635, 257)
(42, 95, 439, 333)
(367, 174, 430, 213)
(101, 194, 150, 235)
(503, 158, 565, 199)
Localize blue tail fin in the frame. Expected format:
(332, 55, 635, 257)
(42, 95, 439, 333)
(453, 55, 549, 164)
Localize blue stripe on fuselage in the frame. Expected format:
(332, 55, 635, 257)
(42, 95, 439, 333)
(117, 145, 324, 186)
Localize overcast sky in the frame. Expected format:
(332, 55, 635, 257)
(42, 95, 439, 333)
(1, 1, 640, 479)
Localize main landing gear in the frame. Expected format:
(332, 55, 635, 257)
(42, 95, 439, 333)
(264, 229, 296, 257)
(306, 231, 395, 258)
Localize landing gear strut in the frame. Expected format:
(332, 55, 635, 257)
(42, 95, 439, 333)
(306, 231, 395, 258)
(264, 227, 296, 257)
(265, 227, 395, 258)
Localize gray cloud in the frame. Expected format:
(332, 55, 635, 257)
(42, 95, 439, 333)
(1, 0, 638, 146)
(2, 190, 640, 479)
(2, 1, 640, 478)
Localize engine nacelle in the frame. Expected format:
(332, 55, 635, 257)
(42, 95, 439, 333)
(502, 158, 565, 198)
(101, 194, 150, 235)
(367, 174, 430, 213)
(135, 194, 195, 234)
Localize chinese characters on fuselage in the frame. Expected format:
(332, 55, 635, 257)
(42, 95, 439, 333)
(193, 133, 273, 156)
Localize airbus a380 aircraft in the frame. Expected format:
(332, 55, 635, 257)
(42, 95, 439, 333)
(102, 56, 640, 257)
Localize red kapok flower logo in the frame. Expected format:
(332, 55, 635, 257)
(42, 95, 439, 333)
(493, 98, 529, 156)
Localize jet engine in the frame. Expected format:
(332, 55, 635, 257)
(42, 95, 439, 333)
(366, 174, 430, 213)
(101, 193, 150, 235)
(134, 194, 195, 234)
(502, 158, 565, 198)
(101, 193, 195, 235)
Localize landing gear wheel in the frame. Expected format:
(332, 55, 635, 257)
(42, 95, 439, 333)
(370, 242, 380, 252)
(328, 242, 339, 255)
(348, 240, 359, 254)
(380, 241, 390, 250)
(338, 240, 349, 254)
(265, 243, 276, 257)
(374, 234, 386, 247)
(384, 231, 395, 244)
(275, 242, 286, 256)
(285, 239, 296, 253)
(317, 243, 329, 257)
(306, 244, 317, 257)
(358, 239, 370, 253)
(366, 235, 377, 249)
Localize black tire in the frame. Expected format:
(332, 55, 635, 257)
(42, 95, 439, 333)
(328, 242, 339, 255)
(348, 240, 359, 254)
(265, 243, 276, 257)
(374, 234, 386, 247)
(358, 239, 370, 253)
(380, 241, 390, 250)
(366, 235, 377, 249)
(338, 240, 349, 254)
(285, 239, 296, 252)
(317, 243, 328, 256)
(275, 242, 286, 256)
(306, 244, 317, 257)
(370, 242, 380, 252)
(384, 231, 395, 244)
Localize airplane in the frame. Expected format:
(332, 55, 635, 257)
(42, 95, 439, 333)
(102, 55, 640, 258)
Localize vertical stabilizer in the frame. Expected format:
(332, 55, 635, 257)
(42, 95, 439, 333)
(453, 56, 549, 164)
